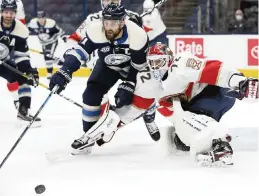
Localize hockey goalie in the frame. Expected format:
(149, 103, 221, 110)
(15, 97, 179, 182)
(152, 43, 258, 167)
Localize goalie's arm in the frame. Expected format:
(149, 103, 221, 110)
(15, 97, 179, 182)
(165, 53, 249, 90)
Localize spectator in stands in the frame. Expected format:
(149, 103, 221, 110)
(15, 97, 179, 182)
(228, 9, 252, 34)
(246, 6, 258, 33)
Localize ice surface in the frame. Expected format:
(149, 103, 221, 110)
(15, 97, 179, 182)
(0, 78, 258, 196)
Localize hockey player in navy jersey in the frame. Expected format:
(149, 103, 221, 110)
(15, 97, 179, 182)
(28, 10, 65, 79)
(1, 0, 26, 110)
(0, 0, 41, 127)
(61, 0, 159, 142)
(49, 4, 152, 151)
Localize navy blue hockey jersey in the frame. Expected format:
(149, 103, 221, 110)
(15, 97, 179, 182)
(64, 19, 149, 82)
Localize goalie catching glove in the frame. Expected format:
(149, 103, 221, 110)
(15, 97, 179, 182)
(239, 77, 258, 99)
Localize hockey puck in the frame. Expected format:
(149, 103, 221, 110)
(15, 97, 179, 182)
(35, 185, 46, 194)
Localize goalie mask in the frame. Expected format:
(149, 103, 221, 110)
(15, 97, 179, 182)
(147, 42, 173, 80)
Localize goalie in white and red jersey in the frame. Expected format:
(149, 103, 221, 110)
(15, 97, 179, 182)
(146, 43, 258, 167)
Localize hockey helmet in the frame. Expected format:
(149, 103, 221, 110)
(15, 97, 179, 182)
(1, 0, 17, 12)
(37, 10, 46, 18)
(102, 3, 126, 21)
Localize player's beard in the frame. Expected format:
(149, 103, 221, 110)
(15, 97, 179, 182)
(104, 28, 122, 41)
(2, 17, 14, 27)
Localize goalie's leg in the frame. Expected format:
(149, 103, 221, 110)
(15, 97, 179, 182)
(162, 97, 234, 167)
(116, 95, 161, 141)
(143, 105, 160, 141)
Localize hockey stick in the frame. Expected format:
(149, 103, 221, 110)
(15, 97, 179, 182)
(140, 0, 168, 17)
(0, 85, 59, 169)
(0, 60, 83, 108)
(29, 48, 59, 61)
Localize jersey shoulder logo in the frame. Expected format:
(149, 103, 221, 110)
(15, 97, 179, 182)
(0, 43, 10, 60)
(100, 46, 110, 53)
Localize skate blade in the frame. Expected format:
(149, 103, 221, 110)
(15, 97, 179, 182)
(45, 151, 72, 163)
(16, 120, 41, 128)
(71, 147, 92, 155)
(196, 160, 234, 168)
(45, 148, 92, 163)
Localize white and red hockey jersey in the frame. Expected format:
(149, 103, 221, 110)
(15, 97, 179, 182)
(161, 52, 246, 100)
(158, 52, 246, 117)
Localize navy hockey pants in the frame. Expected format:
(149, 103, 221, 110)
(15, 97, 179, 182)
(42, 41, 58, 73)
(82, 60, 121, 132)
(0, 60, 21, 83)
(183, 85, 236, 122)
(0, 60, 32, 108)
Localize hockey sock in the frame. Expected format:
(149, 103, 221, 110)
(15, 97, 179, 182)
(82, 104, 101, 133)
(18, 84, 31, 108)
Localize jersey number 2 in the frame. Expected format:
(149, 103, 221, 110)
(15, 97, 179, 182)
(139, 66, 151, 83)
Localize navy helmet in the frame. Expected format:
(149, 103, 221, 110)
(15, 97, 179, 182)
(1, 0, 17, 12)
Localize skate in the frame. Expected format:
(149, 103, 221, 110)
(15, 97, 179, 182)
(17, 105, 41, 128)
(174, 134, 190, 151)
(14, 100, 19, 110)
(71, 135, 96, 155)
(196, 138, 233, 167)
(143, 111, 160, 141)
(144, 121, 161, 141)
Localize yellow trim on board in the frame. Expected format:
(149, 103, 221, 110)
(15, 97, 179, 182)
(37, 67, 258, 78)
(38, 67, 92, 77)
(238, 69, 258, 78)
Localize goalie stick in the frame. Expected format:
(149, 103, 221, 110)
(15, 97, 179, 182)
(140, 0, 168, 17)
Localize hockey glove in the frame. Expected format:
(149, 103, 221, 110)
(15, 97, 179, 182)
(239, 77, 258, 99)
(61, 35, 68, 43)
(26, 68, 39, 87)
(129, 15, 143, 27)
(49, 68, 72, 94)
(114, 82, 135, 108)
